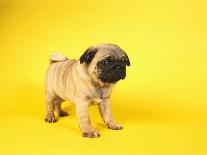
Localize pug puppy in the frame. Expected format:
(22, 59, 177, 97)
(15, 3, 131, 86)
(44, 43, 130, 138)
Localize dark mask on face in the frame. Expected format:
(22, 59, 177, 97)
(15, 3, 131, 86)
(98, 56, 127, 83)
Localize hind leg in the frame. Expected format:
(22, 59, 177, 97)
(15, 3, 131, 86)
(55, 97, 69, 117)
(45, 91, 58, 123)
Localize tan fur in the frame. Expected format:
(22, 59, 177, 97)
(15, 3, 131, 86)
(45, 43, 125, 138)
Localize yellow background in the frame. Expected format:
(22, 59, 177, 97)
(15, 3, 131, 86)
(1, 0, 207, 154)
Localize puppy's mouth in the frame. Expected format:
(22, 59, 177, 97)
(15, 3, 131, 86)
(99, 65, 126, 83)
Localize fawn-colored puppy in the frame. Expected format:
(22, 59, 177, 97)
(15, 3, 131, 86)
(45, 43, 130, 138)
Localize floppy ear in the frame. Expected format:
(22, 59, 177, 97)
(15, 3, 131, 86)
(79, 47, 98, 64)
(124, 52, 130, 66)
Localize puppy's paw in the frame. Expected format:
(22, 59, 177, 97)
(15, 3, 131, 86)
(82, 130, 100, 138)
(107, 121, 123, 130)
(59, 111, 69, 117)
(45, 115, 57, 123)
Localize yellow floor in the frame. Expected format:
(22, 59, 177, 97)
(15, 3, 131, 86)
(1, 0, 207, 155)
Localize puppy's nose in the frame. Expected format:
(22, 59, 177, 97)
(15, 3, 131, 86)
(116, 65, 123, 73)
(116, 65, 121, 69)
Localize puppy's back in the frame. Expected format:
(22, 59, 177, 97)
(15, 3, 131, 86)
(45, 53, 78, 100)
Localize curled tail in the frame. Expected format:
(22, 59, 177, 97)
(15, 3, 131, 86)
(50, 52, 68, 63)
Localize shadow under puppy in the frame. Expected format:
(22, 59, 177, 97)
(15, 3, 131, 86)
(45, 43, 130, 138)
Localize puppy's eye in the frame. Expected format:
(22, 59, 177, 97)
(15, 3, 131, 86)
(101, 60, 109, 65)
(121, 57, 127, 64)
(121, 57, 126, 63)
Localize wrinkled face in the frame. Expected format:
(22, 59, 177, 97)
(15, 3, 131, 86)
(80, 43, 130, 84)
(97, 56, 128, 83)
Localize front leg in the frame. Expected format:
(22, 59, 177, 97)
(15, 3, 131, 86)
(98, 99, 123, 130)
(75, 100, 100, 138)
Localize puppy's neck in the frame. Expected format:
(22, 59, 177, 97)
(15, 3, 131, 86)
(91, 80, 112, 88)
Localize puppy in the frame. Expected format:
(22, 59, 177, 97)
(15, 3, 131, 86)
(44, 43, 130, 138)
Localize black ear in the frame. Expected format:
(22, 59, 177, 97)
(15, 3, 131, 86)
(80, 47, 98, 64)
(124, 52, 130, 66)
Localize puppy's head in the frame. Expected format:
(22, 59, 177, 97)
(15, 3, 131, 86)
(80, 43, 130, 84)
